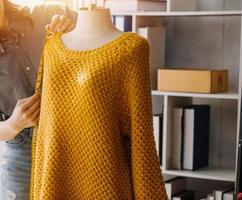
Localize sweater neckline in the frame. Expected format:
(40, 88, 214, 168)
(55, 31, 134, 55)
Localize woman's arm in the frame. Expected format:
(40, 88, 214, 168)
(0, 93, 41, 141)
(0, 121, 19, 141)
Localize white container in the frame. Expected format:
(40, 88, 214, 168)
(138, 26, 166, 89)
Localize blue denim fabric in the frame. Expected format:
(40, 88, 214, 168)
(0, 128, 32, 200)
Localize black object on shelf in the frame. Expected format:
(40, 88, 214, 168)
(153, 113, 163, 165)
(236, 140, 242, 194)
(182, 105, 210, 171)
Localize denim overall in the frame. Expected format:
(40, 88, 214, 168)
(0, 113, 33, 200)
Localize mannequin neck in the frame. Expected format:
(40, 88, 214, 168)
(72, 8, 116, 37)
(61, 7, 123, 51)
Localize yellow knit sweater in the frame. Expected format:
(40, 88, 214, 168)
(30, 32, 167, 200)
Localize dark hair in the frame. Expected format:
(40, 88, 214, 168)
(3, 0, 32, 24)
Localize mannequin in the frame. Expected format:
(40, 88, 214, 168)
(61, 4, 123, 51)
(29, 3, 168, 199)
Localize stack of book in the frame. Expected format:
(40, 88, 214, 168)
(171, 105, 210, 171)
(105, 0, 167, 12)
(153, 112, 163, 165)
(200, 185, 234, 200)
(165, 178, 234, 200)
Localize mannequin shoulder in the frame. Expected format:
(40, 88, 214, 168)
(124, 32, 150, 54)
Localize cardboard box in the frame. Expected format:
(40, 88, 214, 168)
(157, 69, 228, 94)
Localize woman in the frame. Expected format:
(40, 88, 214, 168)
(0, 0, 76, 199)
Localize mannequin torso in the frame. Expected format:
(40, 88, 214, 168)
(61, 7, 123, 51)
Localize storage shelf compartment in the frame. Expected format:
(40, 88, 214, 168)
(163, 167, 235, 182)
(152, 90, 239, 100)
(163, 96, 238, 182)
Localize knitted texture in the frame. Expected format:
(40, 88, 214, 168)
(30, 32, 168, 200)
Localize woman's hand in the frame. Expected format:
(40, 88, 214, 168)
(6, 93, 41, 136)
(46, 15, 75, 34)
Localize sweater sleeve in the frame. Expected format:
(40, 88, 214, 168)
(122, 37, 168, 200)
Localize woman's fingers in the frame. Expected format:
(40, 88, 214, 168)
(20, 93, 41, 111)
(59, 18, 74, 33)
(54, 15, 67, 32)
(31, 108, 40, 122)
(48, 15, 60, 33)
(16, 96, 31, 107)
(47, 15, 74, 34)
(49, 15, 66, 33)
(25, 99, 41, 117)
(33, 117, 40, 126)
(16, 94, 35, 109)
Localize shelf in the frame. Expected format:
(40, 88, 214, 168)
(152, 90, 239, 100)
(111, 10, 242, 17)
(163, 167, 235, 182)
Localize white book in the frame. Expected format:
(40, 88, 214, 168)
(214, 186, 234, 200)
(153, 115, 161, 158)
(105, 0, 167, 12)
(153, 113, 163, 162)
(183, 109, 194, 170)
(137, 26, 166, 89)
(114, 16, 132, 32)
(171, 108, 183, 169)
(223, 191, 234, 200)
(165, 177, 187, 199)
(207, 194, 215, 200)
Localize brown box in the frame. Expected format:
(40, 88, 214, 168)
(157, 69, 228, 94)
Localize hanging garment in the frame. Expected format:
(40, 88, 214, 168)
(30, 32, 168, 200)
